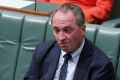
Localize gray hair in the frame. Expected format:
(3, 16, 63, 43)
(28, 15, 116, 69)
(50, 3, 85, 26)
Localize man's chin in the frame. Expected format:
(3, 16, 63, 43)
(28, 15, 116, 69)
(61, 48, 71, 53)
(61, 48, 67, 52)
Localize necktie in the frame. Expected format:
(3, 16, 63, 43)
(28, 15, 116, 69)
(59, 53, 72, 80)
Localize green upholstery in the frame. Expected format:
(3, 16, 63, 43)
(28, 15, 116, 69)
(24, 2, 60, 13)
(45, 19, 54, 41)
(95, 27, 120, 74)
(14, 15, 49, 80)
(24, 2, 59, 13)
(85, 24, 99, 43)
(36, 2, 60, 13)
(0, 9, 120, 80)
(23, 3, 35, 10)
(0, 11, 24, 80)
(102, 18, 120, 28)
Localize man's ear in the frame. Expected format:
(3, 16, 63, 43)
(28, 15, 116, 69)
(81, 25, 86, 32)
(80, 25, 86, 37)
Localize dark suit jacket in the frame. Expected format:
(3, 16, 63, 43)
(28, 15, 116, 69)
(24, 39, 114, 80)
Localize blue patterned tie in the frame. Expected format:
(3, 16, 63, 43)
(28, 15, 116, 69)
(59, 53, 72, 80)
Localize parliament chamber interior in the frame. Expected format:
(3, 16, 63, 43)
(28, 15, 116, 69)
(0, 0, 120, 80)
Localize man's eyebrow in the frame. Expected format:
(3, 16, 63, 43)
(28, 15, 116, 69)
(52, 26, 58, 28)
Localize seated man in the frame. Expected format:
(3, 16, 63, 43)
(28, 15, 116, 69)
(24, 3, 114, 80)
(39, 0, 114, 24)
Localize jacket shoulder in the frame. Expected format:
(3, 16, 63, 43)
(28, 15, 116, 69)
(34, 40, 56, 62)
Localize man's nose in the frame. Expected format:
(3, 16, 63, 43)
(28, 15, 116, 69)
(59, 32, 66, 41)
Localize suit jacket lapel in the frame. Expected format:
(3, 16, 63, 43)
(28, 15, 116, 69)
(73, 39, 93, 80)
(42, 43, 61, 80)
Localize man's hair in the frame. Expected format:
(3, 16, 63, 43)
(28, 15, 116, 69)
(50, 3, 85, 26)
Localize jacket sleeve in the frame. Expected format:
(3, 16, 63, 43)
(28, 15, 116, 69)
(23, 40, 56, 80)
(84, 0, 114, 24)
(91, 61, 115, 80)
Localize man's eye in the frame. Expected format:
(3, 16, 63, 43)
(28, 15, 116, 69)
(64, 29, 72, 33)
(53, 29, 59, 33)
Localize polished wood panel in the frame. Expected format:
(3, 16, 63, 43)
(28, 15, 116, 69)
(0, 5, 50, 16)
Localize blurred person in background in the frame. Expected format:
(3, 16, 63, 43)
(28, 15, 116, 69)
(39, 0, 114, 24)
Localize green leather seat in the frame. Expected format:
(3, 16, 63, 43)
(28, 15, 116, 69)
(45, 18, 55, 41)
(85, 24, 99, 43)
(0, 10, 24, 80)
(102, 18, 120, 28)
(14, 15, 49, 80)
(95, 27, 120, 74)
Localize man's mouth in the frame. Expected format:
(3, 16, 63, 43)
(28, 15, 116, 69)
(59, 43, 68, 48)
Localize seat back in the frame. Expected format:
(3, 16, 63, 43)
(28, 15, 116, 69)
(14, 15, 49, 80)
(0, 10, 24, 80)
(85, 24, 99, 43)
(95, 27, 120, 74)
(45, 19, 55, 41)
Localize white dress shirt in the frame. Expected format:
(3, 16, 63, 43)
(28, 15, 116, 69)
(54, 39, 85, 80)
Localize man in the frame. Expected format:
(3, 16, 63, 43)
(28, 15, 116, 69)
(24, 3, 114, 80)
(39, 0, 114, 24)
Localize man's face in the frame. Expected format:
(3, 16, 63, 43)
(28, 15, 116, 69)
(52, 10, 85, 52)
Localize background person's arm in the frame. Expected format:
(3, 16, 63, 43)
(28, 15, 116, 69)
(84, 0, 114, 24)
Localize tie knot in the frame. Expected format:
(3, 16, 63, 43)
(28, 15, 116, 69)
(63, 53, 72, 60)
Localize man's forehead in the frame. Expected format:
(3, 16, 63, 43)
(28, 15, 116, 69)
(52, 10, 77, 26)
(53, 10, 74, 18)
